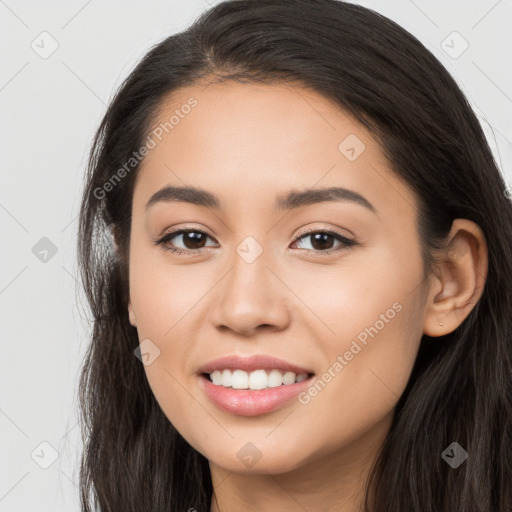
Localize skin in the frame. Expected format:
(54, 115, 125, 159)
(125, 80, 488, 512)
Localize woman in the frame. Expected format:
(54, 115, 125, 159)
(77, 0, 512, 510)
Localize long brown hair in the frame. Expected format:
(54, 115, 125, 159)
(77, 1, 512, 510)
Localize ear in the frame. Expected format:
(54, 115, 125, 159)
(128, 300, 137, 327)
(423, 219, 488, 337)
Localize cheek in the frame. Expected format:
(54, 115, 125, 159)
(287, 246, 421, 351)
(128, 244, 223, 442)
(128, 239, 210, 338)
(288, 250, 424, 423)
(281, 300, 423, 469)
(142, 361, 216, 461)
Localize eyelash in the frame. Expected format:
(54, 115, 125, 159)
(154, 226, 357, 257)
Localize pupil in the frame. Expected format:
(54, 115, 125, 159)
(311, 233, 334, 250)
(185, 232, 205, 249)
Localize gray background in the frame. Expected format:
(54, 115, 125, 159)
(1, 0, 511, 510)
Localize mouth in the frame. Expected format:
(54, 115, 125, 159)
(201, 369, 315, 390)
(198, 369, 316, 417)
(197, 354, 316, 416)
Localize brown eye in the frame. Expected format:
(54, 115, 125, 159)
(293, 230, 356, 253)
(156, 229, 217, 253)
(178, 231, 208, 249)
(155, 228, 356, 256)
(305, 232, 336, 250)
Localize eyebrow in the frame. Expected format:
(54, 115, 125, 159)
(145, 185, 377, 214)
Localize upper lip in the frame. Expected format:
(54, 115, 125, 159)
(197, 354, 314, 375)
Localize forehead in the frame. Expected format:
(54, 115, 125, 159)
(133, 80, 417, 222)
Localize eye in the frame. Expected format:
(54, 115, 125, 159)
(154, 227, 357, 256)
(155, 228, 217, 255)
(291, 228, 356, 254)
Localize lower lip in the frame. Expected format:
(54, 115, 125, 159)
(198, 374, 315, 417)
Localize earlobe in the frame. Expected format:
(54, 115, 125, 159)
(423, 219, 488, 337)
(128, 300, 137, 327)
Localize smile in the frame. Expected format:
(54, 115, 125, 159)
(198, 372, 316, 417)
(207, 368, 311, 389)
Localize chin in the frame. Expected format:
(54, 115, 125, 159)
(205, 445, 309, 475)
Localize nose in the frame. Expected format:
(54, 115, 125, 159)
(208, 243, 291, 337)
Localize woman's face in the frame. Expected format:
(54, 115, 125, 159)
(127, 81, 430, 474)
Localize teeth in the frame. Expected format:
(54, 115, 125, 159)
(232, 369, 249, 389)
(268, 369, 283, 387)
(221, 369, 232, 387)
(249, 369, 267, 390)
(208, 369, 310, 389)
